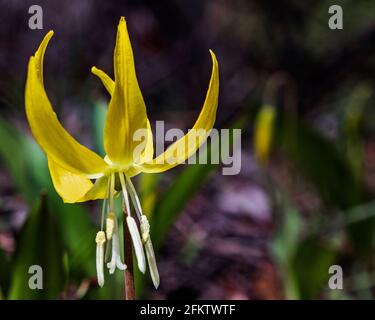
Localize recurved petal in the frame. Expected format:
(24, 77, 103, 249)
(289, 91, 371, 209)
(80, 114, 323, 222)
(91, 65, 153, 165)
(91, 66, 114, 94)
(140, 50, 219, 173)
(25, 32, 108, 177)
(48, 157, 92, 203)
(104, 17, 149, 166)
(48, 158, 108, 203)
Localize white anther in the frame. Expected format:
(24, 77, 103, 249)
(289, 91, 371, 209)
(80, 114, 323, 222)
(95, 231, 106, 287)
(126, 216, 146, 274)
(140, 215, 150, 243)
(106, 212, 115, 240)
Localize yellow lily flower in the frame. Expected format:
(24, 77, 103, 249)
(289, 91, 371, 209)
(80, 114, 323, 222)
(25, 17, 219, 289)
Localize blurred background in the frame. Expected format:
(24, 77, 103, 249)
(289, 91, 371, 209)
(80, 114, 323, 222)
(0, 0, 375, 299)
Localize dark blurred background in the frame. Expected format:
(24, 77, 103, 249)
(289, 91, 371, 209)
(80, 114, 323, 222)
(0, 0, 375, 300)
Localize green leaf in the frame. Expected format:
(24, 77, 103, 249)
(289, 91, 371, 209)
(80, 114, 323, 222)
(139, 173, 159, 216)
(24, 140, 97, 277)
(92, 101, 106, 157)
(85, 268, 124, 300)
(8, 193, 65, 299)
(276, 115, 375, 254)
(52, 200, 97, 278)
(0, 119, 97, 278)
(0, 118, 33, 201)
(277, 115, 361, 210)
(341, 84, 371, 181)
(272, 199, 302, 299)
(292, 237, 336, 299)
(0, 248, 11, 298)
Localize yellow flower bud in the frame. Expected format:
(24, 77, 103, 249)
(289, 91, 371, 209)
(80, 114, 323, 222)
(254, 105, 276, 165)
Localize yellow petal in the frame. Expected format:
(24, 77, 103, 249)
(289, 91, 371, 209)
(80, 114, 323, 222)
(125, 166, 142, 178)
(104, 17, 148, 166)
(25, 31, 108, 177)
(91, 66, 114, 94)
(78, 175, 108, 202)
(92, 65, 153, 165)
(138, 119, 154, 163)
(140, 50, 219, 173)
(48, 157, 108, 203)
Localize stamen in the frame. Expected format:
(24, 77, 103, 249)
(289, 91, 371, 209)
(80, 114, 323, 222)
(95, 231, 106, 287)
(125, 175, 143, 220)
(126, 216, 146, 274)
(119, 172, 131, 216)
(96, 230, 106, 245)
(106, 212, 115, 240)
(140, 215, 160, 289)
(140, 215, 150, 243)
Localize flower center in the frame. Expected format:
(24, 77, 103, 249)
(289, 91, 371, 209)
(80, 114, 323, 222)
(103, 155, 131, 174)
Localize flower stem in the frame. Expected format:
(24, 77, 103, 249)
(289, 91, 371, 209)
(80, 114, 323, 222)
(123, 208, 135, 300)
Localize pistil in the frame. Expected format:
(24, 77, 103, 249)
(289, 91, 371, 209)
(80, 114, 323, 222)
(105, 173, 126, 274)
